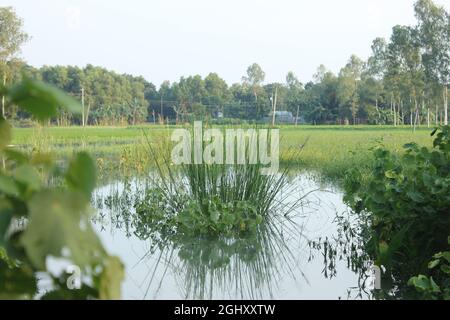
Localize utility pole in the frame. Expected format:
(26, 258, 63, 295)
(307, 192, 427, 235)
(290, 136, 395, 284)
(271, 86, 278, 127)
(81, 87, 85, 126)
(160, 95, 163, 119)
(295, 105, 300, 126)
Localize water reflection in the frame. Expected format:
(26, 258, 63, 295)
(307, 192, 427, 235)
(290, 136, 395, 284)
(92, 174, 373, 299)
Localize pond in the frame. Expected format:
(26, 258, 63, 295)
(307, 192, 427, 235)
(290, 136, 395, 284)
(91, 173, 374, 300)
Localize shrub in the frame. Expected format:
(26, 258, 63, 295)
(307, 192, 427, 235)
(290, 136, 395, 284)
(343, 126, 450, 299)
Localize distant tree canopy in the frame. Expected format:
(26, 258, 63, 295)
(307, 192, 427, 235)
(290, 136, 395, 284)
(3, 0, 450, 126)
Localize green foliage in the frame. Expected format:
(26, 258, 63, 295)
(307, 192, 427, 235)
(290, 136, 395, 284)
(344, 126, 450, 299)
(0, 78, 123, 299)
(408, 236, 450, 299)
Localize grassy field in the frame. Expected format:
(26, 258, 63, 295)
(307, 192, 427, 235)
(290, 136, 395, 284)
(11, 124, 434, 181)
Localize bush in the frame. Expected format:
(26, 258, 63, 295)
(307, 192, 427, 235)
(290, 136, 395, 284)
(343, 126, 450, 299)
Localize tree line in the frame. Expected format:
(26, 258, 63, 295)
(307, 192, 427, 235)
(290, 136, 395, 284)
(0, 0, 449, 126)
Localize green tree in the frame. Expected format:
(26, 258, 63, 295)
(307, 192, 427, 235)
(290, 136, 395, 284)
(336, 55, 364, 124)
(285, 71, 304, 122)
(242, 63, 266, 119)
(0, 7, 29, 118)
(415, 0, 450, 125)
(204, 72, 230, 116)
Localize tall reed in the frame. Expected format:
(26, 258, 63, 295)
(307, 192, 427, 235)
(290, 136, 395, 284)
(140, 125, 304, 236)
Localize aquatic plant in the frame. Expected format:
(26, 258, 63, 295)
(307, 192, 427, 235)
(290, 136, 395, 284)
(136, 127, 304, 237)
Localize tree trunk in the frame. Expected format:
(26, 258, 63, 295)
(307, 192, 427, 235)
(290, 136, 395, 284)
(436, 104, 439, 126)
(85, 102, 91, 126)
(393, 101, 397, 126)
(413, 99, 418, 132)
(444, 85, 448, 126)
(81, 87, 85, 127)
(1, 73, 6, 118)
(401, 100, 404, 124)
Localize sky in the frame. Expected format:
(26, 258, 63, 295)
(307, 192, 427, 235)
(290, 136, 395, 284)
(1, 0, 449, 88)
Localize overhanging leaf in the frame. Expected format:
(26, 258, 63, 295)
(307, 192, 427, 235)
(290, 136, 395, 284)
(20, 190, 105, 269)
(0, 199, 14, 247)
(65, 152, 97, 199)
(0, 260, 37, 299)
(0, 117, 11, 151)
(98, 256, 124, 300)
(0, 174, 19, 196)
(13, 164, 41, 193)
(7, 78, 81, 121)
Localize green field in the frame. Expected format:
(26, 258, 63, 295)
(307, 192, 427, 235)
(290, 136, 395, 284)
(11, 125, 434, 181)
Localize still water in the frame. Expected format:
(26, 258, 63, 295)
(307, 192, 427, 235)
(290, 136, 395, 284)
(91, 174, 373, 300)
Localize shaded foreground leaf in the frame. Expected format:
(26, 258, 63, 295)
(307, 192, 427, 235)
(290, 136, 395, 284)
(7, 78, 81, 121)
(0, 117, 11, 151)
(98, 256, 124, 300)
(20, 190, 105, 269)
(65, 152, 97, 199)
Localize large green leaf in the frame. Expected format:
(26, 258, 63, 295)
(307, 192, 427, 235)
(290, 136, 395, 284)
(0, 199, 13, 247)
(408, 274, 430, 291)
(65, 152, 97, 199)
(7, 78, 81, 121)
(13, 164, 41, 193)
(0, 174, 19, 196)
(98, 256, 124, 300)
(20, 190, 104, 269)
(0, 116, 11, 151)
(0, 260, 37, 299)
